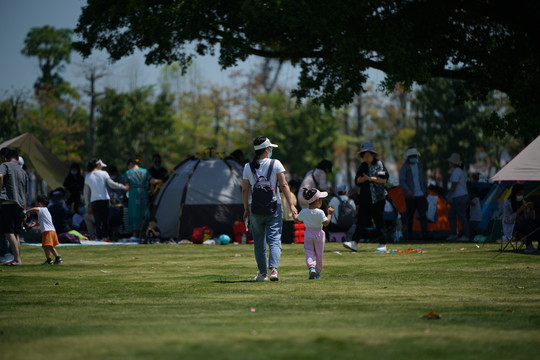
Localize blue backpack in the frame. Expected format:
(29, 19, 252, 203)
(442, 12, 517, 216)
(250, 160, 277, 215)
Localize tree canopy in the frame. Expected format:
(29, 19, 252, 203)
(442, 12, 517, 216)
(74, 0, 540, 142)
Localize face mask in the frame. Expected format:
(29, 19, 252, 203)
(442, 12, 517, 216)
(409, 157, 418, 164)
(516, 195, 524, 201)
(268, 149, 273, 158)
(71, 170, 77, 175)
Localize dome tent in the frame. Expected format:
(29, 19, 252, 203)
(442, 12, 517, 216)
(152, 157, 244, 240)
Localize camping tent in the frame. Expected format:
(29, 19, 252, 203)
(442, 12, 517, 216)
(490, 134, 540, 181)
(0, 133, 68, 189)
(152, 157, 245, 240)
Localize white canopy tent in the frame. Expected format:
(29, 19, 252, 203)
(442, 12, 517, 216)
(490, 135, 540, 182)
(0, 133, 68, 189)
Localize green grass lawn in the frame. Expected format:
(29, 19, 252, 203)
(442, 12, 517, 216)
(1, 242, 539, 360)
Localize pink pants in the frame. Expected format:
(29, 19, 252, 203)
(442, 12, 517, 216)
(304, 228, 325, 274)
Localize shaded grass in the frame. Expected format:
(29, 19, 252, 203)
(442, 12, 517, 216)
(1, 242, 539, 360)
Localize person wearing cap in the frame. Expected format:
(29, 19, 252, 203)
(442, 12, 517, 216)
(399, 148, 431, 241)
(326, 183, 356, 233)
(242, 136, 298, 282)
(447, 153, 469, 241)
(297, 159, 333, 210)
(296, 188, 334, 279)
(343, 142, 389, 253)
(84, 158, 129, 241)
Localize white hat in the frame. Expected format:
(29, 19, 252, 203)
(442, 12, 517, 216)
(254, 138, 278, 150)
(18, 156, 24, 168)
(448, 153, 461, 165)
(97, 159, 107, 167)
(307, 189, 328, 204)
(404, 148, 421, 159)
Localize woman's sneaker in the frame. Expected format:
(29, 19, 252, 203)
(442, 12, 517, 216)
(269, 268, 279, 281)
(54, 256, 63, 264)
(309, 268, 317, 279)
(41, 259, 53, 265)
(376, 244, 387, 253)
(253, 272, 269, 282)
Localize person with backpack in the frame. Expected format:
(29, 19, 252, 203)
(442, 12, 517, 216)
(297, 160, 333, 210)
(326, 184, 356, 233)
(242, 136, 298, 282)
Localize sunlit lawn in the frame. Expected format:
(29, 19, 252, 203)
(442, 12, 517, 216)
(1, 242, 539, 360)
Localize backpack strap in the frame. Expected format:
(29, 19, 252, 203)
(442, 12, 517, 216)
(250, 159, 276, 187)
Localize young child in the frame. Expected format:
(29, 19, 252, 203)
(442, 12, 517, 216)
(26, 195, 63, 265)
(468, 187, 483, 241)
(295, 188, 334, 279)
(144, 217, 161, 244)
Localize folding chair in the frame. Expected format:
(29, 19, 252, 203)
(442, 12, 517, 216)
(499, 222, 525, 252)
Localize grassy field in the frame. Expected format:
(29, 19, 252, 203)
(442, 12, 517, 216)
(1, 241, 539, 360)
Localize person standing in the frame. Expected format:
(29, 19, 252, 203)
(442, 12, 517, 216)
(399, 148, 431, 241)
(297, 188, 334, 279)
(63, 162, 85, 210)
(242, 136, 298, 282)
(343, 142, 389, 253)
(84, 159, 128, 241)
(297, 160, 333, 210)
(447, 153, 469, 241)
(125, 158, 161, 237)
(0, 148, 28, 266)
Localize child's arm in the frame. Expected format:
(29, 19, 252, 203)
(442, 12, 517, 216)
(26, 207, 39, 213)
(322, 207, 334, 226)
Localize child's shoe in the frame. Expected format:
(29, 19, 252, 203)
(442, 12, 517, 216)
(308, 268, 317, 279)
(315, 273, 321, 279)
(41, 258, 53, 265)
(54, 256, 63, 264)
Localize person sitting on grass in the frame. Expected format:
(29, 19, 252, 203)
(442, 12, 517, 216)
(26, 195, 63, 265)
(296, 188, 334, 280)
(143, 217, 161, 244)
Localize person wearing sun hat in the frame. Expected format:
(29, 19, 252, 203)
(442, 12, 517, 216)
(399, 147, 431, 241)
(296, 188, 334, 279)
(447, 152, 469, 241)
(343, 142, 389, 253)
(242, 136, 298, 282)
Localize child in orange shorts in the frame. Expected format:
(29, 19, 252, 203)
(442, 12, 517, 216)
(26, 195, 63, 265)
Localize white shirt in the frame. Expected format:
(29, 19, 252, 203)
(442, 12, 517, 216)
(243, 158, 286, 205)
(297, 208, 327, 229)
(449, 167, 468, 199)
(37, 207, 55, 233)
(328, 195, 356, 225)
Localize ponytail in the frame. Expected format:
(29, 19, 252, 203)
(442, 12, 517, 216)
(251, 136, 268, 170)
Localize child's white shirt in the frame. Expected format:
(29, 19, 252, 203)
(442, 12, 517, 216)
(297, 208, 327, 229)
(37, 207, 56, 233)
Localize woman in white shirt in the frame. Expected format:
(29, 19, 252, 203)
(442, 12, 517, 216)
(242, 137, 297, 282)
(447, 153, 469, 241)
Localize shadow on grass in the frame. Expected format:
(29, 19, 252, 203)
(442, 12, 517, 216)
(213, 280, 254, 284)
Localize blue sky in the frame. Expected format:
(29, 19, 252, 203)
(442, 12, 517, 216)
(0, 0, 301, 95)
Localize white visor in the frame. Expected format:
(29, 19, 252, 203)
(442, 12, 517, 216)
(254, 138, 278, 150)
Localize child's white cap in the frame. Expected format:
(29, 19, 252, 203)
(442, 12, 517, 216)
(97, 159, 107, 167)
(308, 189, 328, 204)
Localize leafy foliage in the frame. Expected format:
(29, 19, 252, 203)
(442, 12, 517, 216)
(75, 0, 540, 141)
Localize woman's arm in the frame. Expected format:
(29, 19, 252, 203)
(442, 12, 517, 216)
(242, 179, 251, 222)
